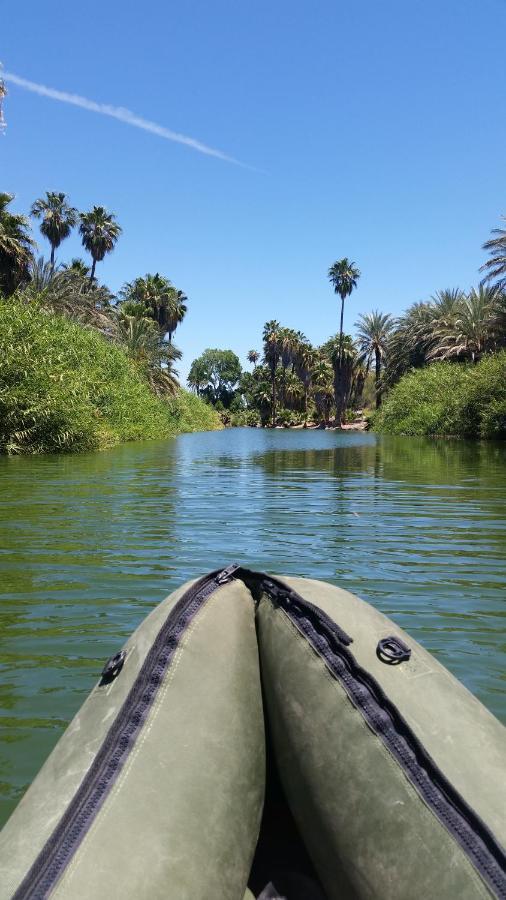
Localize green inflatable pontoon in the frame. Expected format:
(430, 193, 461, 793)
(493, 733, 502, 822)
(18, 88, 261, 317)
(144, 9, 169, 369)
(0, 567, 505, 899)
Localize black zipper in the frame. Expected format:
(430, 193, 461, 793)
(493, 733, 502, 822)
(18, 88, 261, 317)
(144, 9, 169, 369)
(13, 567, 239, 900)
(257, 574, 506, 900)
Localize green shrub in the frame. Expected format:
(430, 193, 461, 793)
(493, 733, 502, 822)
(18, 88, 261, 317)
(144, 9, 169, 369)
(374, 353, 506, 439)
(0, 297, 221, 454)
(230, 409, 261, 427)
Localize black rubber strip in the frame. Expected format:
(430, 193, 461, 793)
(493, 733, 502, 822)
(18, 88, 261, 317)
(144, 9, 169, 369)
(12, 569, 232, 900)
(255, 573, 506, 900)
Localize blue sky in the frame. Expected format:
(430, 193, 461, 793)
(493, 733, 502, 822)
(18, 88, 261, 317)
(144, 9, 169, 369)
(3, 0, 506, 380)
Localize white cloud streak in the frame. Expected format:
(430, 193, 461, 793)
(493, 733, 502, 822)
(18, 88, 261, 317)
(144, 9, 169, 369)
(3, 70, 251, 168)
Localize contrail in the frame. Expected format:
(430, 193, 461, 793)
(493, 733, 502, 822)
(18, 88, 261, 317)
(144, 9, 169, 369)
(3, 70, 252, 168)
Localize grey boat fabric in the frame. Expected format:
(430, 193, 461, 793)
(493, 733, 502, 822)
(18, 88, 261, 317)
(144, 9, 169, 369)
(0, 571, 504, 899)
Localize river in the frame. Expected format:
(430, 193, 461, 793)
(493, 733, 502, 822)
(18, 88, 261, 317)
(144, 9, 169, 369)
(0, 428, 505, 825)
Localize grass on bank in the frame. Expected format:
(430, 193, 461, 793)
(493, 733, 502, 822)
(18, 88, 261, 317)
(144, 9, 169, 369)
(0, 297, 221, 454)
(373, 353, 506, 439)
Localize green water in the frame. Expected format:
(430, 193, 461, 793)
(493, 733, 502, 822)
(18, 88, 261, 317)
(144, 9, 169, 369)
(0, 429, 505, 825)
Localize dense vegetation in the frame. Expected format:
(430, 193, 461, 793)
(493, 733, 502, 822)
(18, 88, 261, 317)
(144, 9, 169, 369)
(374, 354, 506, 439)
(0, 298, 219, 453)
(185, 218, 506, 438)
(0, 189, 220, 453)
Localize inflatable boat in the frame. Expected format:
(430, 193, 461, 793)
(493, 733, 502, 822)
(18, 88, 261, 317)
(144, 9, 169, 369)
(0, 566, 505, 899)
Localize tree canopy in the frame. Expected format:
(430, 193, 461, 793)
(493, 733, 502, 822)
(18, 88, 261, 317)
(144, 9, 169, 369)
(187, 349, 242, 406)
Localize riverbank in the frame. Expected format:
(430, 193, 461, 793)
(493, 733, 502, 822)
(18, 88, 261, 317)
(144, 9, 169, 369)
(0, 298, 221, 454)
(373, 354, 506, 439)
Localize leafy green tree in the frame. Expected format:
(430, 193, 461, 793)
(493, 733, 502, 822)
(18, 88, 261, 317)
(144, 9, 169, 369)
(0, 192, 35, 295)
(355, 310, 394, 407)
(30, 192, 78, 268)
(327, 258, 361, 422)
(79, 206, 122, 286)
(187, 349, 242, 406)
(480, 216, 506, 292)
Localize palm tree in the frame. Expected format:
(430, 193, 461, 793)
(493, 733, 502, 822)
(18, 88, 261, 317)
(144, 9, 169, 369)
(62, 258, 91, 279)
(120, 274, 187, 342)
(383, 301, 434, 388)
(293, 338, 315, 426)
(428, 286, 498, 363)
(311, 357, 334, 426)
(165, 288, 187, 343)
(30, 192, 78, 269)
(322, 334, 359, 424)
(328, 258, 361, 422)
(118, 300, 180, 395)
(247, 350, 260, 370)
(355, 310, 394, 407)
(21, 257, 116, 334)
(79, 206, 122, 286)
(0, 192, 36, 295)
(262, 320, 281, 426)
(480, 216, 506, 292)
(328, 258, 361, 355)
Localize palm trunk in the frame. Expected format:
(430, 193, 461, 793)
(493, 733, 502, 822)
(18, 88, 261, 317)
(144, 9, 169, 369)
(50, 246, 55, 270)
(335, 293, 345, 425)
(375, 348, 382, 408)
(339, 294, 345, 361)
(303, 385, 308, 428)
(271, 370, 276, 427)
(88, 258, 96, 289)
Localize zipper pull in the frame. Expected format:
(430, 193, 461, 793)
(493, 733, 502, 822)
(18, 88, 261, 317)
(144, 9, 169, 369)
(215, 564, 241, 585)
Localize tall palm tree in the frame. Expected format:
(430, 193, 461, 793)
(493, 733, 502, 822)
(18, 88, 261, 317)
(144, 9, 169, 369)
(247, 350, 259, 370)
(328, 258, 361, 357)
(262, 320, 281, 426)
(30, 192, 78, 268)
(480, 216, 506, 292)
(79, 206, 122, 286)
(355, 310, 394, 407)
(328, 258, 361, 422)
(0, 192, 36, 295)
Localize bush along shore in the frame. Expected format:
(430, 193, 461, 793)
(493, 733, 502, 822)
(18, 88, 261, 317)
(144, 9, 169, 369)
(0, 298, 221, 454)
(373, 354, 506, 439)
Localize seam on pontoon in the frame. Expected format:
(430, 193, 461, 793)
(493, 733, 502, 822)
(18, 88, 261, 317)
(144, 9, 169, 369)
(52, 595, 218, 897)
(272, 605, 494, 899)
